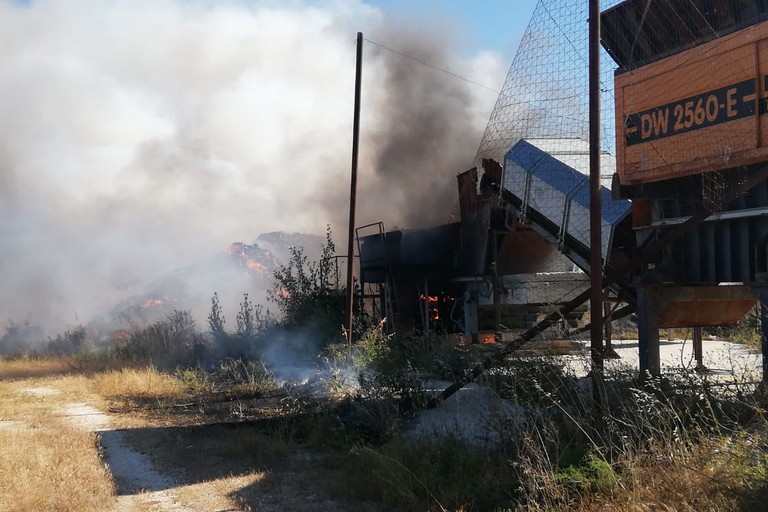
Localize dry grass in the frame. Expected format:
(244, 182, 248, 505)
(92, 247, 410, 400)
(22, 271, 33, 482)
(91, 366, 187, 399)
(4, 355, 764, 512)
(574, 435, 768, 512)
(0, 360, 317, 511)
(0, 381, 115, 512)
(170, 475, 266, 512)
(0, 356, 74, 381)
(0, 355, 147, 381)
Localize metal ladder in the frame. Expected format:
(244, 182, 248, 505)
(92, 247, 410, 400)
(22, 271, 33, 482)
(356, 222, 399, 333)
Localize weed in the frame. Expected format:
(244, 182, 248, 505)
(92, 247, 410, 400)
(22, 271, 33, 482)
(555, 451, 618, 495)
(175, 367, 213, 394)
(215, 358, 277, 395)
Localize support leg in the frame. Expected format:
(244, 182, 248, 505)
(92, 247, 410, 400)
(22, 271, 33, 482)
(464, 287, 479, 345)
(603, 301, 620, 359)
(637, 286, 661, 377)
(693, 326, 705, 372)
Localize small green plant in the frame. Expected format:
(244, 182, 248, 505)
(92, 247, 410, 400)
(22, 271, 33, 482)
(480, 356, 583, 408)
(208, 292, 227, 343)
(70, 349, 110, 371)
(207, 292, 272, 359)
(555, 450, 617, 494)
(174, 367, 212, 394)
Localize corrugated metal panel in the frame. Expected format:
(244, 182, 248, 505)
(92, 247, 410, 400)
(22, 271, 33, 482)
(602, 0, 768, 71)
(644, 177, 768, 284)
(503, 138, 631, 262)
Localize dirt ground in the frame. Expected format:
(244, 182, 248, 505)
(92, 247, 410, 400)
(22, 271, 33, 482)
(3, 338, 762, 511)
(7, 380, 379, 512)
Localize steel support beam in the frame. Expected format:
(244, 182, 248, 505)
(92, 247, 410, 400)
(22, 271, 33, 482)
(692, 326, 704, 371)
(637, 286, 661, 377)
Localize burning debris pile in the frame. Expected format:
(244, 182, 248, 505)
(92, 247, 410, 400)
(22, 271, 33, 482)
(0, 231, 325, 357)
(112, 231, 325, 325)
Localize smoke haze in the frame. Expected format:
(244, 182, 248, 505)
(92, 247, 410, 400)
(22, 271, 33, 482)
(0, 0, 504, 332)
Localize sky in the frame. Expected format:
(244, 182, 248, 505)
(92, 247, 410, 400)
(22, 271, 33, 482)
(0, 0, 540, 332)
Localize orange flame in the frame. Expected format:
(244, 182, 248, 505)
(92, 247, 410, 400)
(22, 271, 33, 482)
(420, 294, 441, 321)
(140, 298, 165, 310)
(246, 259, 267, 274)
(481, 333, 496, 344)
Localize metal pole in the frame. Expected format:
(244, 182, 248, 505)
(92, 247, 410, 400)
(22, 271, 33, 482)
(589, 0, 604, 397)
(693, 326, 704, 371)
(346, 32, 363, 344)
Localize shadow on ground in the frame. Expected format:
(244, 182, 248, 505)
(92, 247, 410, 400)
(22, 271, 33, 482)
(104, 413, 386, 511)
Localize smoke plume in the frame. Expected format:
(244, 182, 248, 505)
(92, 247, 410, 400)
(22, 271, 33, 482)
(0, 0, 504, 332)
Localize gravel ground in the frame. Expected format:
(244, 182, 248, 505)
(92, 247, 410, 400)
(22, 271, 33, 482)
(409, 338, 764, 443)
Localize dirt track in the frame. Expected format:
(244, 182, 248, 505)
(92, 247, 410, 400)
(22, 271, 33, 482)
(23, 386, 228, 512)
(16, 383, 364, 512)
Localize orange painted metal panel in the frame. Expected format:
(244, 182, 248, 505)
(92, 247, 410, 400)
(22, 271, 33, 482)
(615, 20, 768, 185)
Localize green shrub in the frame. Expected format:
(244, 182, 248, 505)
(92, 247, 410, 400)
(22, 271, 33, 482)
(0, 320, 45, 356)
(111, 309, 205, 367)
(174, 367, 212, 393)
(46, 325, 88, 356)
(555, 451, 617, 495)
(207, 292, 272, 359)
(268, 226, 345, 349)
(480, 356, 584, 409)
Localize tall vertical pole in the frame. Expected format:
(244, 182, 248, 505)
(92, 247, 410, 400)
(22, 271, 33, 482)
(589, 0, 604, 398)
(346, 32, 363, 344)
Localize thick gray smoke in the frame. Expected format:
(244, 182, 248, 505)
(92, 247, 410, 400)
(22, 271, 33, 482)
(0, 0, 504, 333)
(361, 29, 488, 229)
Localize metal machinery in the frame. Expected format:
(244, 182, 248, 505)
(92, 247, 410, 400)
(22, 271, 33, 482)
(357, 0, 768, 384)
(603, 0, 768, 377)
(357, 140, 633, 345)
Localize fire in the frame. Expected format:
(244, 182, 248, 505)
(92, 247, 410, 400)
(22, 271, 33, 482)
(420, 294, 441, 321)
(246, 259, 267, 274)
(140, 298, 165, 310)
(480, 333, 496, 344)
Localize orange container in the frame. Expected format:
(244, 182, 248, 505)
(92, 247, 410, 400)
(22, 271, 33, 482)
(615, 20, 768, 185)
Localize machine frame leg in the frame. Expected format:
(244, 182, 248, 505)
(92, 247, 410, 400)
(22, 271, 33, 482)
(637, 286, 661, 377)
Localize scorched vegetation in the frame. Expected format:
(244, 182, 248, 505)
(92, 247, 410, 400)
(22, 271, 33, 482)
(1, 234, 767, 511)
